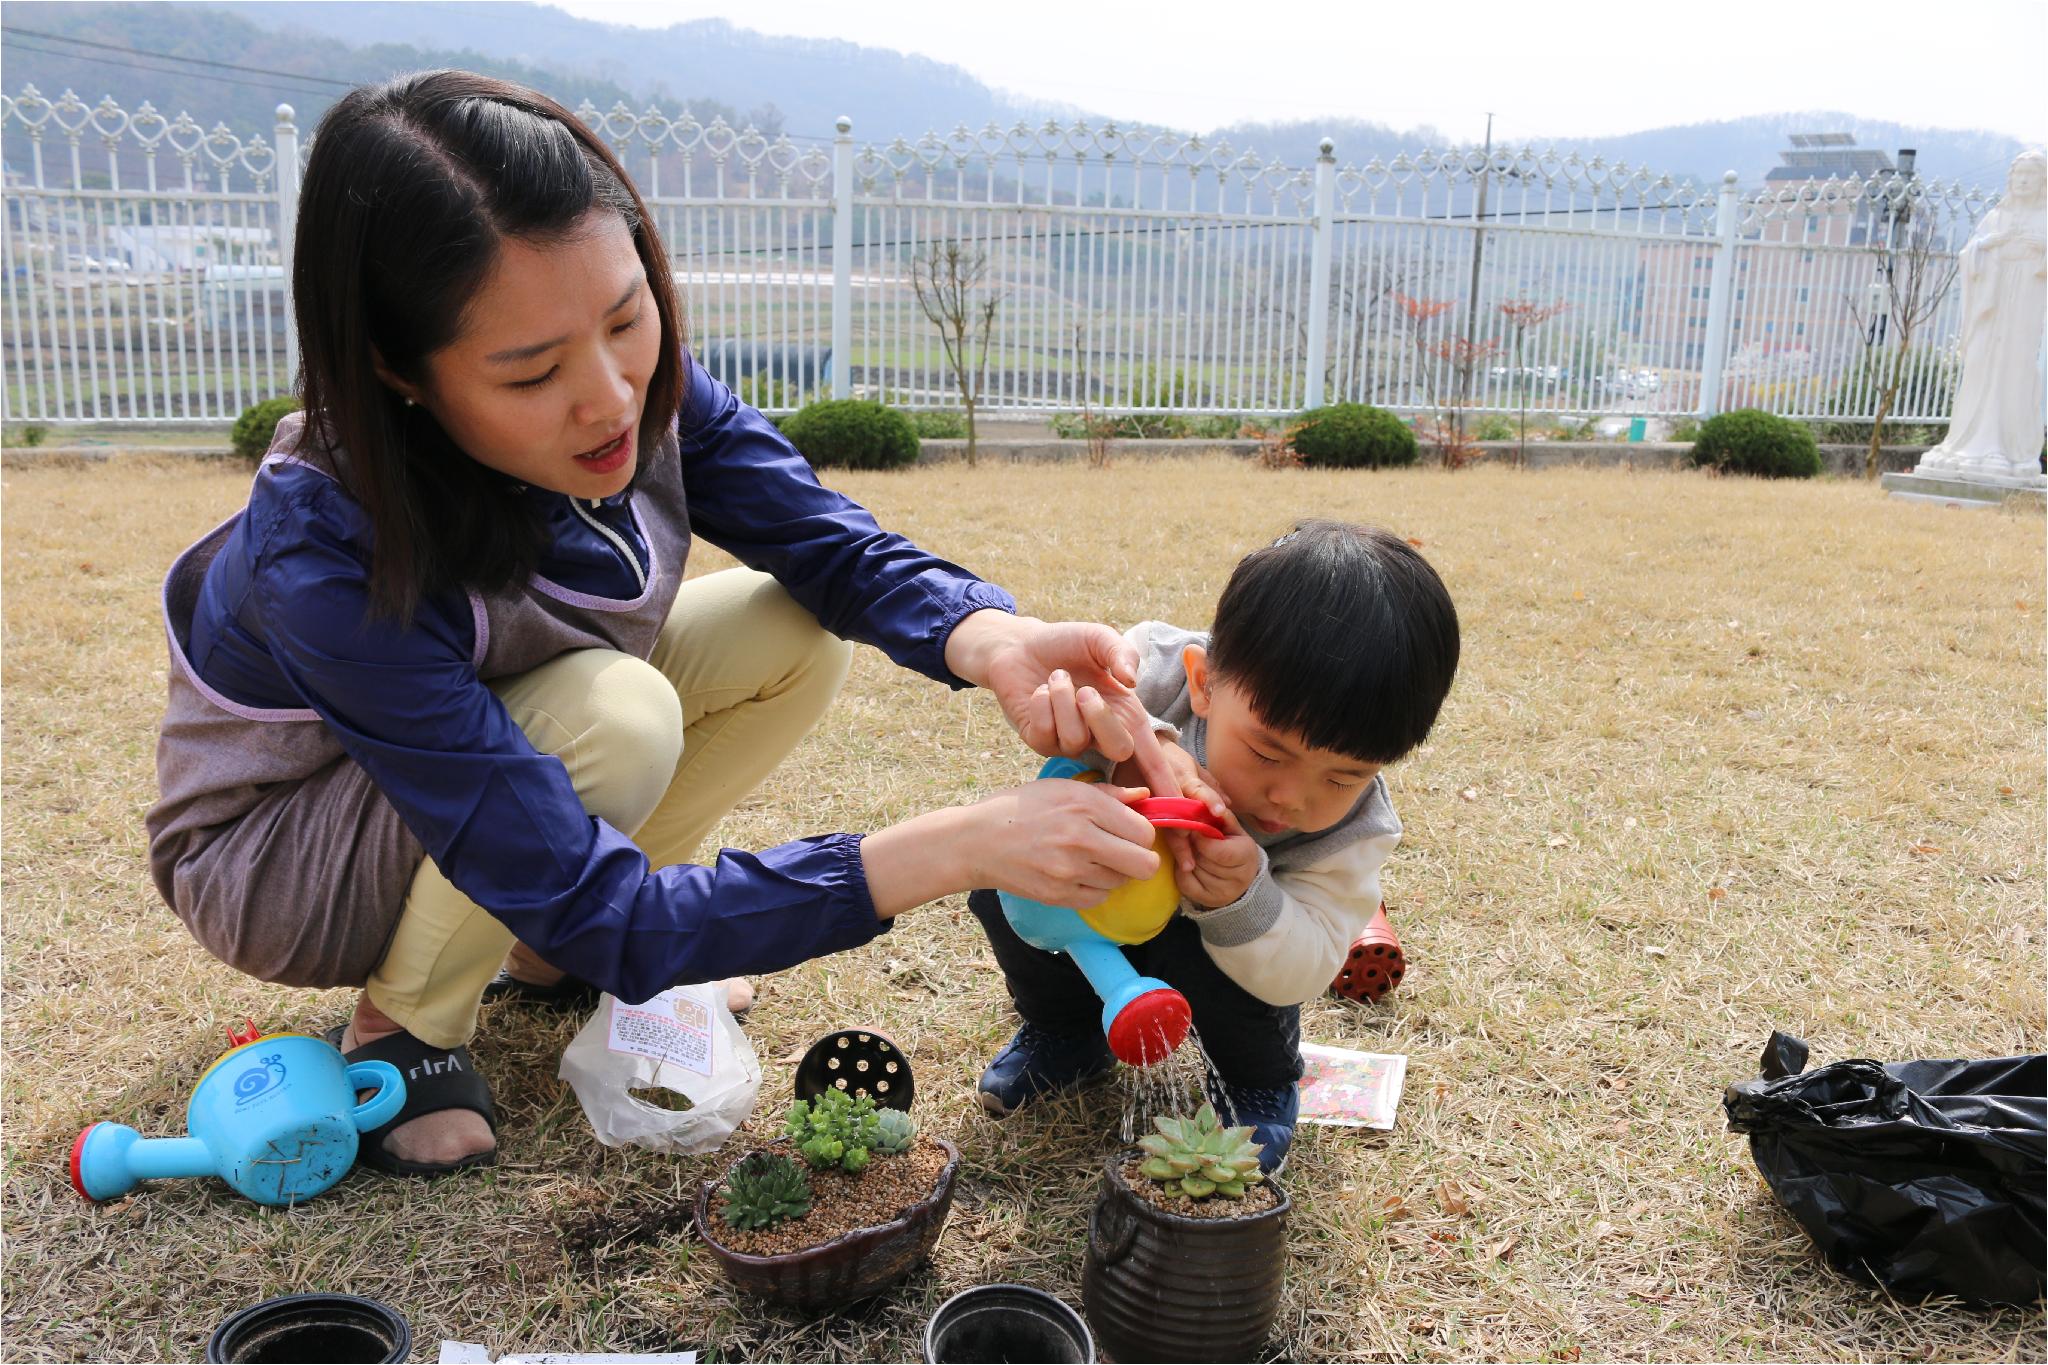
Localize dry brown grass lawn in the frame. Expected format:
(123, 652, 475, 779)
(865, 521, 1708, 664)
(3, 454, 2043, 1363)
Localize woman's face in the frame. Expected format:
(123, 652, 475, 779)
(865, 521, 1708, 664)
(397, 209, 660, 499)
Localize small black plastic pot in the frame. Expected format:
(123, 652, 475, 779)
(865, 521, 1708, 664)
(924, 1284, 1095, 1364)
(793, 1027, 914, 1109)
(204, 1293, 410, 1364)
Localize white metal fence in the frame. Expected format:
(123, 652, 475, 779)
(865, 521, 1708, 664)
(3, 83, 2000, 427)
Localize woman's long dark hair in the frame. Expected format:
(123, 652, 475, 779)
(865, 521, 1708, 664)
(293, 70, 684, 620)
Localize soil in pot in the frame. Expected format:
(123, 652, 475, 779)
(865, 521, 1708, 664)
(707, 1135, 950, 1256)
(1116, 1154, 1280, 1219)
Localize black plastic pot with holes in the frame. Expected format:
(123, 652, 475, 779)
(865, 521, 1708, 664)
(793, 1027, 914, 1109)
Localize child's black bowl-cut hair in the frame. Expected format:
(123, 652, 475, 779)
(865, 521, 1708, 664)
(1207, 520, 1459, 765)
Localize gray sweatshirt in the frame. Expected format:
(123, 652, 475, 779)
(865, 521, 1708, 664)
(1090, 622, 1404, 1007)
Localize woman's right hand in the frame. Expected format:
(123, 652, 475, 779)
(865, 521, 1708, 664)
(966, 779, 1162, 909)
(856, 778, 1160, 920)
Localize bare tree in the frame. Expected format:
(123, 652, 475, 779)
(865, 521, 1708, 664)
(1071, 323, 1116, 468)
(1845, 192, 1962, 479)
(1497, 299, 1570, 468)
(910, 241, 1002, 466)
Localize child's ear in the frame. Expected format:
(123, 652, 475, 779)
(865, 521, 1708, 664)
(1183, 644, 1212, 718)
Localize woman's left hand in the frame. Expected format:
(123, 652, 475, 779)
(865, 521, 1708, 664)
(945, 610, 1181, 797)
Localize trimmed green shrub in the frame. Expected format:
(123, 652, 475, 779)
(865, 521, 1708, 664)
(779, 399, 920, 470)
(232, 396, 301, 462)
(1688, 408, 1820, 479)
(906, 409, 969, 439)
(1290, 403, 1418, 469)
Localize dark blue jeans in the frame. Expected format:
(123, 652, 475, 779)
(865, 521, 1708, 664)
(967, 888, 1303, 1091)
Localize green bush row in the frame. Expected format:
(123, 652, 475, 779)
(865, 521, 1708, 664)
(226, 393, 1843, 482)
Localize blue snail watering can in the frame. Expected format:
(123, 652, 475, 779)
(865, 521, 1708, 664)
(71, 1023, 404, 1208)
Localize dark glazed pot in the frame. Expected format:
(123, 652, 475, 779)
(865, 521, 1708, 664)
(695, 1137, 961, 1312)
(1080, 1149, 1290, 1363)
(204, 1293, 410, 1363)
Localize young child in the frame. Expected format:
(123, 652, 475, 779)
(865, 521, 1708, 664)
(968, 520, 1460, 1169)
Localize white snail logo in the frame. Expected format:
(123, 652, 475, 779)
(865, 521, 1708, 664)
(232, 1054, 287, 1105)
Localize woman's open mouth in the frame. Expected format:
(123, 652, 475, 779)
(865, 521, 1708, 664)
(573, 427, 632, 474)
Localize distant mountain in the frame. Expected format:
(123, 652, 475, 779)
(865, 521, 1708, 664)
(1206, 115, 2027, 191)
(211, 1, 1045, 145)
(0, 1, 762, 174)
(2, 1, 2026, 194)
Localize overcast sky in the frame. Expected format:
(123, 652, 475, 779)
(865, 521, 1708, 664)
(548, 0, 2045, 144)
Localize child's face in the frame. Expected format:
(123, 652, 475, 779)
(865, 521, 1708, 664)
(1185, 646, 1381, 836)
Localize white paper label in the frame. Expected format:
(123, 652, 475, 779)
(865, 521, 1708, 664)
(605, 987, 714, 1076)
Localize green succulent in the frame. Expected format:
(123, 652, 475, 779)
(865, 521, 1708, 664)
(1137, 1102, 1267, 1199)
(719, 1151, 813, 1231)
(873, 1106, 917, 1156)
(784, 1087, 883, 1174)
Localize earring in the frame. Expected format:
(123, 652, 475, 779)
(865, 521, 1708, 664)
(403, 397, 416, 408)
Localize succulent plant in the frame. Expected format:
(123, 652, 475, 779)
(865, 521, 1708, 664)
(1137, 1102, 1266, 1199)
(785, 1086, 883, 1174)
(719, 1151, 813, 1231)
(873, 1106, 917, 1156)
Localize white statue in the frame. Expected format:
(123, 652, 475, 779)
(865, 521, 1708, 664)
(1918, 150, 2047, 480)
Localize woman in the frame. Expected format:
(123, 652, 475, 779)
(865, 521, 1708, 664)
(146, 71, 1171, 1175)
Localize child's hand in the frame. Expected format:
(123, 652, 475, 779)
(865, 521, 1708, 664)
(1111, 741, 1231, 874)
(1177, 808, 1262, 909)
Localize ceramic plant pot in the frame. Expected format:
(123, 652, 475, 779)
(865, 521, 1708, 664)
(1080, 1149, 1290, 1363)
(695, 1137, 961, 1312)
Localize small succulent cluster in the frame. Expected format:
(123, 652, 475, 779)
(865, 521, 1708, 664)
(874, 1106, 916, 1156)
(786, 1087, 917, 1174)
(1137, 1102, 1266, 1200)
(718, 1150, 813, 1231)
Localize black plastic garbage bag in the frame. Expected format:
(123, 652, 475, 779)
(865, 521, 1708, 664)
(1724, 1032, 2045, 1305)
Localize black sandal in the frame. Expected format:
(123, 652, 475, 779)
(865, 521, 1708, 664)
(479, 968, 602, 1011)
(325, 1026, 498, 1177)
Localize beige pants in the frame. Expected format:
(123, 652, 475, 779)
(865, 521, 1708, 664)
(364, 568, 852, 1047)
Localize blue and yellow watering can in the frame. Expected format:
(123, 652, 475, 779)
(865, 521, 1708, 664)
(998, 757, 1226, 1066)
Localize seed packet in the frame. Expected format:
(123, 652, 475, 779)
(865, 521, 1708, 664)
(1297, 1042, 1407, 1130)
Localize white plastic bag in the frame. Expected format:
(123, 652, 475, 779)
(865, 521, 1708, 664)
(558, 983, 761, 1153)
